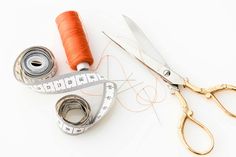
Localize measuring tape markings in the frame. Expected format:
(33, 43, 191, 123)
(14, 46, 117, 135)
(57, 82, 116, 134)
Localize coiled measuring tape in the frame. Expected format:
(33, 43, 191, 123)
(14, 46, 117, 135)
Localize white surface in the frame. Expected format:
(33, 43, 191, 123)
(1, 0, 236, 157)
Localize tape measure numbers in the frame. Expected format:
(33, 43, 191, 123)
(14, 46, 117, 135)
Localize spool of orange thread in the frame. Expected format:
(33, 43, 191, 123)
(56, 11, 94, 71)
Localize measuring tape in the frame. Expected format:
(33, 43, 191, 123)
(14, 11, 117, 135)
(14, 46, 116, 135)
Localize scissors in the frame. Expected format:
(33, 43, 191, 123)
(103, 15, 236, 155)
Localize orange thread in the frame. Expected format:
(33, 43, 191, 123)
(56, 11, 94, 70)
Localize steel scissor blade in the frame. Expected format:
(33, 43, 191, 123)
(122, 15, 168, 67)
(103, 32, 185, 86)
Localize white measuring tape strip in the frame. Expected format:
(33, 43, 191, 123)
(14, 46, 117, 135)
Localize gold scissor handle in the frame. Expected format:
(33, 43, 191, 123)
(175, 91, 214, 155)
(185, 81, 236, 118)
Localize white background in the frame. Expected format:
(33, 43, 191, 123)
(1, 0, 236, 157)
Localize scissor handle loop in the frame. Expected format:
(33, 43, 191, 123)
(175, 91, 214, 155)
(185, 81, 236, 118)
(205, 84, 236, 118)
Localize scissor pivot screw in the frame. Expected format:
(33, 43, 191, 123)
(163, 70, 171, 77)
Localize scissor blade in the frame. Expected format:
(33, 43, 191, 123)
(123, 15, 168, 67)
(103, 32, 185, 86)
